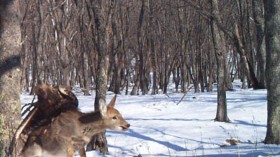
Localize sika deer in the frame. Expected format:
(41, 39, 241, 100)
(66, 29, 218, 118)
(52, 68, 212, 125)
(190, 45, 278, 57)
(19, 96, 130, 157)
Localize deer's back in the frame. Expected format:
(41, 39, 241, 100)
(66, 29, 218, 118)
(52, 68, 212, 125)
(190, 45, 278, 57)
(50, 109, 84, 139)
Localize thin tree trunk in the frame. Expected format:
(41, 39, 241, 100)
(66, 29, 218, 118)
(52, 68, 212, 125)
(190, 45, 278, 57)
(233, 24, 262, 89)
(131, 0, 145, 95)
(29, 22, 38, 95)
(210, 0, 230, 122)
(151, 40, 158, 95)
(252, 0, 266, 88)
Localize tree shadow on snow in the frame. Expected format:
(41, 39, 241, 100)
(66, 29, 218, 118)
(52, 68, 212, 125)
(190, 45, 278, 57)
(108, 130, 280, 157)
(109, 129, 186, 152)
(189, 144, 280, 157)
(233, 120, 266, 128)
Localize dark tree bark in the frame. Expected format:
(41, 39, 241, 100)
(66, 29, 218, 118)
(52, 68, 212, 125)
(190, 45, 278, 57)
(29, 22, 39, 95)
(264, 0, 280, 144)
(0, 0, 21, 156)
(252, 0, 266, 88)
(131, 0, 145, 95)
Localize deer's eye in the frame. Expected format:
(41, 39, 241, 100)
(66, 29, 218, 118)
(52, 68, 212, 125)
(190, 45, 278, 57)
(112, 116, 118, 120)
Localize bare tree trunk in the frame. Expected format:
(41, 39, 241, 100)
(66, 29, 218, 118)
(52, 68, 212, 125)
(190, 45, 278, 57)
(150, 40, 158, 95)
(252, 0, 266, 88)
(82, 50, 90, 95)
(233, 24, 262, 89)
(264, 0, 280, 144)
(131, 0, 145, 95)
(87, 0, 115, 154)
(0, 0, 21, 156)
(206, 36, 215, 92)
(29, 22, 39, 94)
(210, 0, 230, 122)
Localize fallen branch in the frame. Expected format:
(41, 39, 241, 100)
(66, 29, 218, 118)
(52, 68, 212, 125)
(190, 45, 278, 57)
(176, 85, 193, 105)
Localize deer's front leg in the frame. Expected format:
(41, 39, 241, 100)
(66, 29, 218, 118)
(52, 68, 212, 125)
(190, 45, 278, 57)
(78, 148, 86, 157)
(67, 145, 75, 157)
(71, 137, 87, 157)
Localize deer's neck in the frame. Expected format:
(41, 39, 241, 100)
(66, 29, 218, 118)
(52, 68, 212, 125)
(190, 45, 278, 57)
(79, 111, 106, 137)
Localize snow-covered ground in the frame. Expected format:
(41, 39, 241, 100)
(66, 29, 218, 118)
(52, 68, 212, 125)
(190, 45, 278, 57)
(20, 81, 280, 157)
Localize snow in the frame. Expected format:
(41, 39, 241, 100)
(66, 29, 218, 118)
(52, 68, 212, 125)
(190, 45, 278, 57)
(20, 81, 280, 157)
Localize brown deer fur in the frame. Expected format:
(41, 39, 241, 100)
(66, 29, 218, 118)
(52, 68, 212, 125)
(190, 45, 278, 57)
(19, 96, 130, 157)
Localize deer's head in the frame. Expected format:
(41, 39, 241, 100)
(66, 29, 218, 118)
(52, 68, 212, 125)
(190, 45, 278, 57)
(99, 95, 130, 131)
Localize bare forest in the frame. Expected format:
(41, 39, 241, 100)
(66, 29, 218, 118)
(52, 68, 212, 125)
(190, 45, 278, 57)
(19, 0, 266, 96)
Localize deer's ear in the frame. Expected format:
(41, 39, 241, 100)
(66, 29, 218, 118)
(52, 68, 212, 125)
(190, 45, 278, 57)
(108, 95, 117, 108)
(99, 99, 107, 116)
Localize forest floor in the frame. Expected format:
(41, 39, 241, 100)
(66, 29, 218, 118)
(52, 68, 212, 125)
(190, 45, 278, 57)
(21, 81, 280, 157)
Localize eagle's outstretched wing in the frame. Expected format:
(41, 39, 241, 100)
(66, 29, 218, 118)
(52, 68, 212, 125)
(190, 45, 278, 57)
(14, 83, 79, 155)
